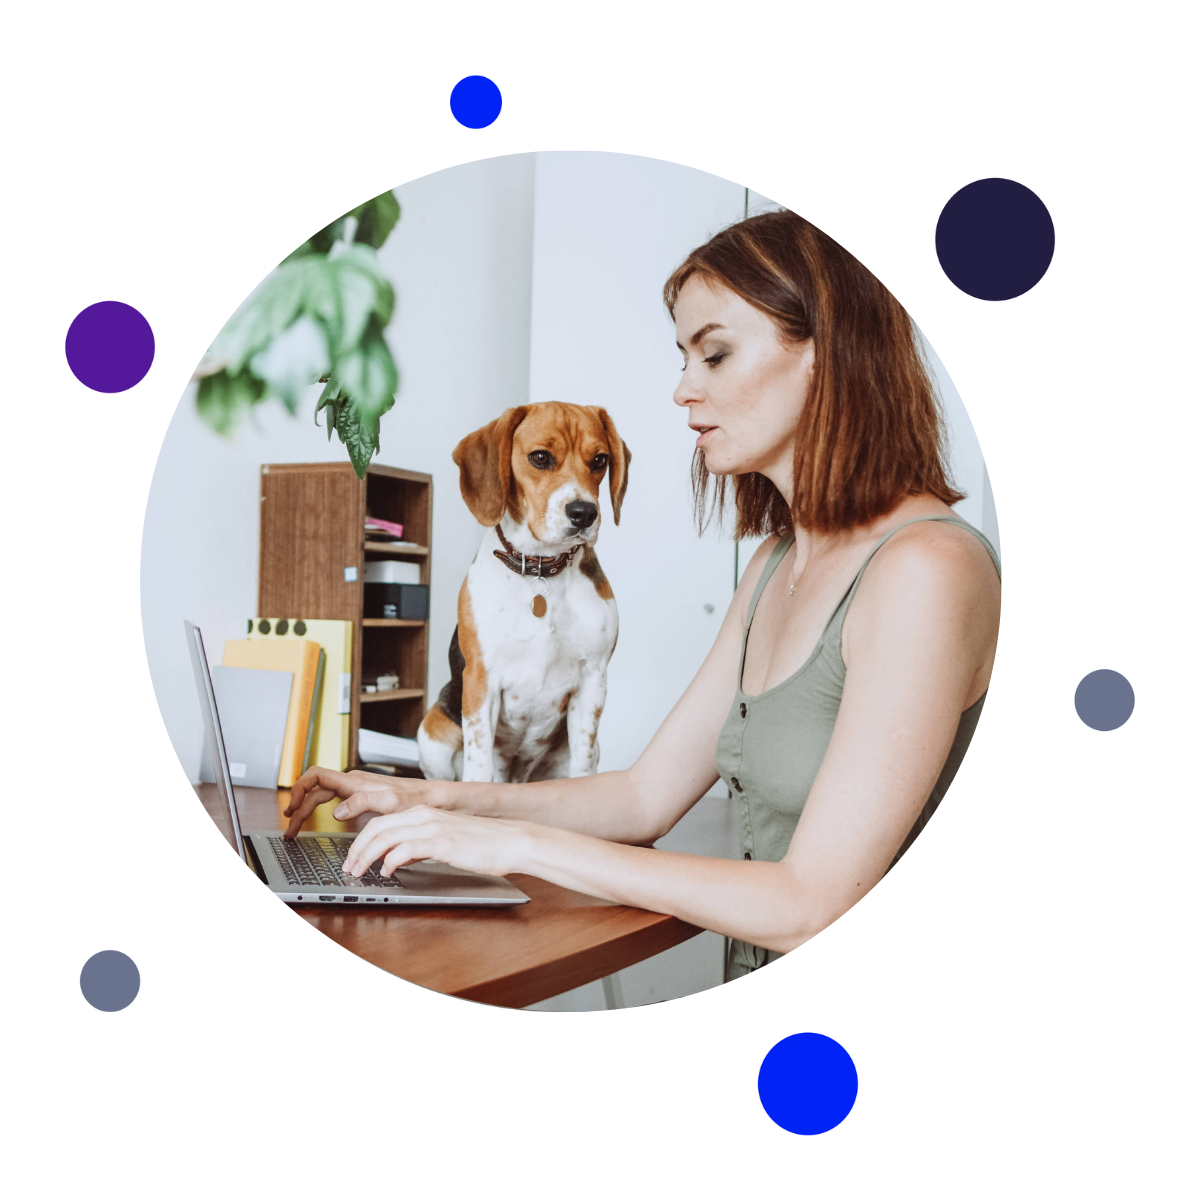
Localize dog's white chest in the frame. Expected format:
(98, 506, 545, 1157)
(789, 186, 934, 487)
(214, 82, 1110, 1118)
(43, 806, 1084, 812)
(472, 563, 615, 688)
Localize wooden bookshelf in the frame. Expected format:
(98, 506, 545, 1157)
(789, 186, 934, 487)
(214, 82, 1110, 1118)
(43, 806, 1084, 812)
(258, 461, 432, 768)
(363, 541, 429, 555)
(360, 687, 425, 703)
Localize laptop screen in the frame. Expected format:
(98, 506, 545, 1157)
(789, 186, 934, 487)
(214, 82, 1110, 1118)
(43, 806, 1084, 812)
(184, 620, 248, 864)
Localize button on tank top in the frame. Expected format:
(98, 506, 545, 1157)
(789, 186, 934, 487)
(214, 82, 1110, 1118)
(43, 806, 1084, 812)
(717, 515, 1001, 980)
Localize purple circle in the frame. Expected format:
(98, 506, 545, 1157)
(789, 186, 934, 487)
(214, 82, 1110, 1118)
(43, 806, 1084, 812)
(65, 301, 155, 392)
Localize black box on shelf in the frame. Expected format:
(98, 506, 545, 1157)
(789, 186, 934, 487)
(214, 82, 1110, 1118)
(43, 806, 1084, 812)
(364, 583, 430, 620)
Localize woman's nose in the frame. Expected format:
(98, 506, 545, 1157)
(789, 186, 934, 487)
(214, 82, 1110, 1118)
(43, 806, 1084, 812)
(673, 368, 703, 407)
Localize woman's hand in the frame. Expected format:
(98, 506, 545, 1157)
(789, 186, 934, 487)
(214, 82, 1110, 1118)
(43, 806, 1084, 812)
(343, 807, 534, 880)
(283, 768, 430, 839)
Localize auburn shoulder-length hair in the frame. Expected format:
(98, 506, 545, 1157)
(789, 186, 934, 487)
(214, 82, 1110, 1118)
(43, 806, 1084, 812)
(663, 210, 963, 537)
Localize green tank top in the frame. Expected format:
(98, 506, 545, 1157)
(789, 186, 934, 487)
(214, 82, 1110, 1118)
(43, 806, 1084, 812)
(718, 515, 1001, 980)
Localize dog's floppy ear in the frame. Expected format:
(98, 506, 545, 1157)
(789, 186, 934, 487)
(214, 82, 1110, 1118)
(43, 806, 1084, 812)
(452, 406, 529, 526)
(596, 408, 632, 525)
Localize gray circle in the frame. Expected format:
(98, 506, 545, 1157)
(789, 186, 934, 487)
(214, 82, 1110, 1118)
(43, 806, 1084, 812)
(1074, 670, 1135, 731)
(80, 950, 141, 1011)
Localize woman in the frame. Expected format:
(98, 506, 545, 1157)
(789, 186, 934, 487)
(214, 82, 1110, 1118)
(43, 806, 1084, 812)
(285, 211, 1001, 980)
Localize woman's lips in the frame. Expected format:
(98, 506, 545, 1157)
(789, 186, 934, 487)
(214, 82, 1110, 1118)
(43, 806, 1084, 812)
(693, 425, 717, 448)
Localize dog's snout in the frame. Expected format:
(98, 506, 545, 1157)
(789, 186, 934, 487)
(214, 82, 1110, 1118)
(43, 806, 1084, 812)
(565, 500, 598, 529)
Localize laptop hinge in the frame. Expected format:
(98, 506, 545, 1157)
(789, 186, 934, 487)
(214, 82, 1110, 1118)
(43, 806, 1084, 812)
(242, 835, 269, 884)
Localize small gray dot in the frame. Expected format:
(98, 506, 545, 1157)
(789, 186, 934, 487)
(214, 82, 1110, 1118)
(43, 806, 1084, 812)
(1074, 670, 1135, 731)
(80, 950, 140, 1012)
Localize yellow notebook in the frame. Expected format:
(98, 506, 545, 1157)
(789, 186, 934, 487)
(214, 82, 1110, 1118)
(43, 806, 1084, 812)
(250, 618, 355, 834)
(249, 619, 353, 770)
(222, 637, 321, 788)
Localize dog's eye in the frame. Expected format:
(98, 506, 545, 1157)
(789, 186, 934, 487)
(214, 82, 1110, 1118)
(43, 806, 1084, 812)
(590, 454, 609, 472)
(528, 451, 554, 470)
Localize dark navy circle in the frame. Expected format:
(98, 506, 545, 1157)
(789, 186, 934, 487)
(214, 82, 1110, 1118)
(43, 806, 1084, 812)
(1075, 669, 1135, 731)
(758, 1032, 858, 1135)
(936, 178, 1055, 301)
(65, 301, 155, 391)
(450, 76, 502, 129)
(80, 950, 141, 1012)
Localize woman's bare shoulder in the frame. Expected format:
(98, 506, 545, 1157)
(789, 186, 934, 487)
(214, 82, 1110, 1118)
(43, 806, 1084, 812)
(853, 519, 1000, 629)
(875, 519, 996, 583)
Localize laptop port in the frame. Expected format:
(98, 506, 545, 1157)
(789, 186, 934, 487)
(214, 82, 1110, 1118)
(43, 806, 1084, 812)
(318, 896, 335, 902)
(343, 896, 359, 902)
(364, 897, 377, 902)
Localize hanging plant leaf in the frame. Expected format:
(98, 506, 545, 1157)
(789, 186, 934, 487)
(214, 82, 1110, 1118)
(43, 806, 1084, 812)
(335, 398, 380, 478)
(196, 369, 266, 435)
(195, 192, 401, 471)
(350, 191, 401, 250)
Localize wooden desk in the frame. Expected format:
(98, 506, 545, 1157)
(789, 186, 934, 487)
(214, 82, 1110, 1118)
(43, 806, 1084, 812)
(195, 783, 702, 1008)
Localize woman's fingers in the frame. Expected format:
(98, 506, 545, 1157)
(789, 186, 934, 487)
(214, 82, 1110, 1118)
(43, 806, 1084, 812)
(283, 789, 379, 840)
(288, 767, 357, 815)
(344, 809, 440, 875)
(381, 841, 436, 874)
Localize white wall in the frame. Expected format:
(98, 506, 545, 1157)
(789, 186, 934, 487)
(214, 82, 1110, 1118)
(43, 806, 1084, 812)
(142, 154, 537, 780)
(528, 152, 747, 776)
(375, 154, 537, 706)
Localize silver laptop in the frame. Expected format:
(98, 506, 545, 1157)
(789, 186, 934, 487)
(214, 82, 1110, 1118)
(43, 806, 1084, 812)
(185, 620, 529, 907)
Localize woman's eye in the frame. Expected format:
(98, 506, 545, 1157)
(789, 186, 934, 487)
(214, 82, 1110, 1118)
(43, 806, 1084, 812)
(591, 454, 609, 471)
(528, 451, 554, 469)
(703, 352, 727, 368)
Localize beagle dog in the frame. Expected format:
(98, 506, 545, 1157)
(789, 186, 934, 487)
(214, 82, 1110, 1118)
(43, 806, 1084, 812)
(417, 403, 631, 784)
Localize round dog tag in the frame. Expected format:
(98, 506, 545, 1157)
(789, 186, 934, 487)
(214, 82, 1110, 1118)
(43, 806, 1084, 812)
(532, 594, 547, 618)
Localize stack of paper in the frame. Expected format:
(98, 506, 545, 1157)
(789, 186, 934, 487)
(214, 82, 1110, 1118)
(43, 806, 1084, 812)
(358, 728, 421, 767)
(364, 517, 405, 540)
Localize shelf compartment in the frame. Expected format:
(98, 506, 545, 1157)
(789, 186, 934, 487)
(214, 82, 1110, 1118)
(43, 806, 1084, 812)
(360, 687, 425, 703)
(364, 541, 429, 556)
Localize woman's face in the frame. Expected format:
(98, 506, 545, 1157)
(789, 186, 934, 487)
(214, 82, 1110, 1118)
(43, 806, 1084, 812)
(672, 276, 814, 490)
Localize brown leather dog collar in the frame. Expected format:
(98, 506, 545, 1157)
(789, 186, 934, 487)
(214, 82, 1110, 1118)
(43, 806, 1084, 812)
(493, 525, 583, 578)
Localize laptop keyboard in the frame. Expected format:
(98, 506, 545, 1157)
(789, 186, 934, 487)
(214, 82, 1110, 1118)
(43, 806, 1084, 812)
(266, 836, 405, 889)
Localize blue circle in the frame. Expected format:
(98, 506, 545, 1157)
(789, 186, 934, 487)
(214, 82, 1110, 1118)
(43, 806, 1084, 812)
(65, 300, 155, 392)
(80, 950, 141, 1012)
(758, 1033, 858, 1135)
(450, 75, 502, 129)
(936, 178, 1055, 301)
(1075, 669, 1135, 731)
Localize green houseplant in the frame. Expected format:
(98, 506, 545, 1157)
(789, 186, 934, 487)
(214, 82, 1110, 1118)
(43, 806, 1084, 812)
(193, 191, 401, 476)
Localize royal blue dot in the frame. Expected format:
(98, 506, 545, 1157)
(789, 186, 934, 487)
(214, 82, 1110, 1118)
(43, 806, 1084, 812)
(758, 1032, 858, 1135)
(450, 75, 502, 129)
(936, 178, 1055, 301)
(1075, 669, 1135, 731)
(65, 301, 155, 392)
(80, 950, 141, 1012)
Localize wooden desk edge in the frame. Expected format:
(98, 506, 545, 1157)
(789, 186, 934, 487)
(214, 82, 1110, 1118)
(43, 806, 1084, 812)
(453, 914, 704, 1008)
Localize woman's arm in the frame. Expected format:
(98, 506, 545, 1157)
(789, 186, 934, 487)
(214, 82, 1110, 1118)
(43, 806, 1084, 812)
(340, 526, 999, 952)
(285, 538, 784, 842)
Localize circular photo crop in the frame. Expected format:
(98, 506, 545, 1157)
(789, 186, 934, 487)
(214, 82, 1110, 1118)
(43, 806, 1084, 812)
(142, 152, 1001, 1010)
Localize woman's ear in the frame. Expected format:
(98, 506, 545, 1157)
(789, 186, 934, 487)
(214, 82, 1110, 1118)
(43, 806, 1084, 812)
(596, 408, 632, 525)
(452, 406, 529, 526)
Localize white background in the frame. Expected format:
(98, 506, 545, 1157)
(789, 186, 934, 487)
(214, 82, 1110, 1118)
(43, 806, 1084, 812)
(1, 1, 1195, 1195)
